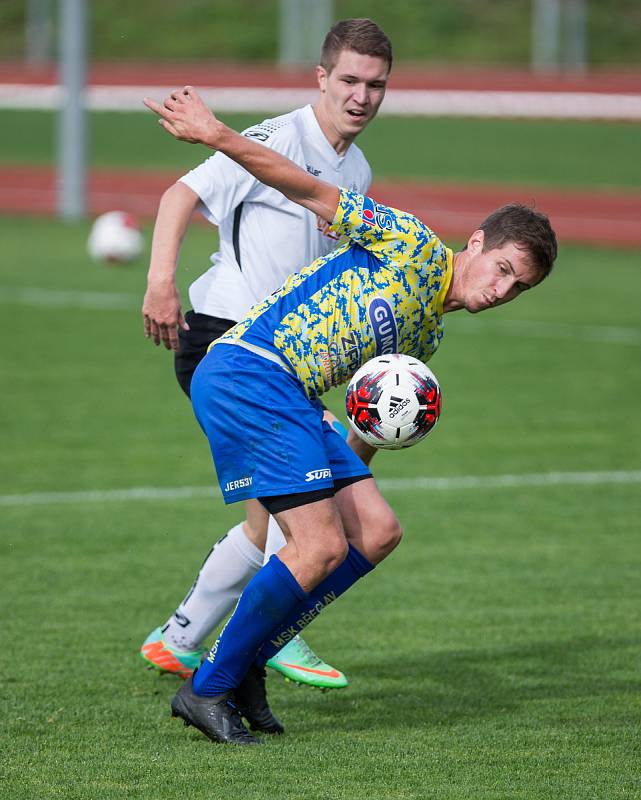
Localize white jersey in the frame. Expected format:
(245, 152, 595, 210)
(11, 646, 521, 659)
(180, 104, 372, 322)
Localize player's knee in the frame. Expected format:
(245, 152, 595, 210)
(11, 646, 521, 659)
(382, 516, 403, 555)
(308, 533, 348, 578)
(324, 537, 350, 574)
(371, 514, 403, 562)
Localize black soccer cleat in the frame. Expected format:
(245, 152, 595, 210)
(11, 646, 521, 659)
(170, 675, 261, 745)
(235, 664, 285, 735)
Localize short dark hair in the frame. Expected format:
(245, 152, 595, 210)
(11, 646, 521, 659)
(320, 18, 392, 74)
(479, 203, 558, 279)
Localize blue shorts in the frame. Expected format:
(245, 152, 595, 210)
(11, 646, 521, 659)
(190, 344, 371, 505)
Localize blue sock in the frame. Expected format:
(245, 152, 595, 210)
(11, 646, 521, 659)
(192, 555, 307, 696)
(256, 544, 374, 665)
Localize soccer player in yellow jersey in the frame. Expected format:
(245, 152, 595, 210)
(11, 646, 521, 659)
(140, 20, 392, 695)
(144, 87, 558, 745)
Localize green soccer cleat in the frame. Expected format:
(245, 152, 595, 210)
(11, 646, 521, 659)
(140, 627, 206, 680)
(266, 636, 349, 690)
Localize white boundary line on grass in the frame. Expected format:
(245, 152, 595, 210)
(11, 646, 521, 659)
(0, 287, 140, 310)
(1, 470, 640, 508)
(3, 286, 640, 347)
(2, 84, 641, 120)
(449, 316, 641, 347)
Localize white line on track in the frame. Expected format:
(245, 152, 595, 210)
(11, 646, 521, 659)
(3, 285, 641, 347)
(2, 84, 641, 120)
(1, 470, 640, 508)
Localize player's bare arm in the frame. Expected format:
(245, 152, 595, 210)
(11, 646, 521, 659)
(143, 182, 199, 350)
(143, 86, 340, 225)
(346, 430, 376, 466)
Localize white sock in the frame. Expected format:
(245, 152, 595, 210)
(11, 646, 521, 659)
(162, 522, 263, 651)
(263, 515, 287, 565)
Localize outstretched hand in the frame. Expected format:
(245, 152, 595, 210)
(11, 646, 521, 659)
(142, 282, 189, 351)
(143, 86, 221, 147)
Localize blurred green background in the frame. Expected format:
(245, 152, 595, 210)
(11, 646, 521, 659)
(2, 0, 641, 66)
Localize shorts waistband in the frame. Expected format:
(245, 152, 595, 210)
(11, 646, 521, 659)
(214, 339, 294, 376)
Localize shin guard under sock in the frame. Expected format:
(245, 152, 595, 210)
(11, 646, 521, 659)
(192, 555, 306, 696)
(256, 543, 374, 665)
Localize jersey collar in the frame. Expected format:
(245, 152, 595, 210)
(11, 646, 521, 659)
(302, 104, 348, 168)
(436, 248, 454, 316)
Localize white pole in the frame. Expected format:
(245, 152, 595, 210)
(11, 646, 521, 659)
(532, 0, 561, 72)
(564, 0, 587, 71)
(57, 0, 88, 220)
(279, 0, 333, 66)
(26, 0, 53, 65)
(279, 0, 304, 66)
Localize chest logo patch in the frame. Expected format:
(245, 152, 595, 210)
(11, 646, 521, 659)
(360, 196, 395, 230)
(368, 297, 398, 356)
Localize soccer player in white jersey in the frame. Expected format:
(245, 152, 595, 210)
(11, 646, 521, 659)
(140, 19, 392, 700)
(144, 87, 558, 744)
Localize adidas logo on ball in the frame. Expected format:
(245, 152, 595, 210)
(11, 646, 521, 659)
(388, 395, 410, 418)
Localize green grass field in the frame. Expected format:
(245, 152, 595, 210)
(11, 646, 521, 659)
(1, 211, 640, 798)
(4, 110, 641, 190)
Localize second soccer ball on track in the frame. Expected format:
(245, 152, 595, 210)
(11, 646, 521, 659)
(345, 354, 442, 450)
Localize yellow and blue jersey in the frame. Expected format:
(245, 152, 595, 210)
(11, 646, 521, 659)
(217, 189, 453, 399)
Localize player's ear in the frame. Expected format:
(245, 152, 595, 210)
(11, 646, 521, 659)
(467, 229, 484, 254)
(316, 65, 328, 93)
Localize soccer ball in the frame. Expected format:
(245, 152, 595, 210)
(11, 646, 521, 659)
(345, 354, 442, 450)
(87, 211, 144, 263)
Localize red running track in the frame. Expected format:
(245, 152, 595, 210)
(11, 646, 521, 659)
(3, 61, 641, 93)
(1, 165, 640, 247)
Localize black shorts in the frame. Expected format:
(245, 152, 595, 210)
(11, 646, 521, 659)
(174, 310, 236, 398)
(259, 474, 371, 515)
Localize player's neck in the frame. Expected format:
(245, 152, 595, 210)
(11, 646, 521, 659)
(442, 252, 465, 313)
(312, 104, 354, 156)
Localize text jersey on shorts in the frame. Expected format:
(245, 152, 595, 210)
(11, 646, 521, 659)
(180, 105, 371, 322)
(217, 190, 453, 399)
